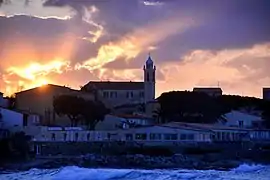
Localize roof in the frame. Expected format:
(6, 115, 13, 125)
(83, 81, 144, 90)
(115, 114, 154, 120)
(0, 107, 41, 116)
(193, 87, 222, 92)
(164, 122, 251, 131)
(223, 110, 263, 121)
(15, 84, 77, 95)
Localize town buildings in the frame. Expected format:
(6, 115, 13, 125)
(0, 107, 40, 132)
(15, 84, 94, 126)
(82, 55, 156, 107)
(217, 110, 263, 128)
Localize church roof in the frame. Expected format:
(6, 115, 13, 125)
(83, 81, 144, 91)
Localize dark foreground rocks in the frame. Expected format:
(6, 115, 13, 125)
(2, 143, 270, 171)
(0, 153, 260, 171)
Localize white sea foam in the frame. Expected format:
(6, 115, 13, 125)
(0, 164, 270, 180)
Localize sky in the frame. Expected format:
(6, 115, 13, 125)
(0, 0, 270, 98)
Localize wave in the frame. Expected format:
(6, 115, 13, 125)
(0, 164, 270, 180)
(232, 163, 266, 172)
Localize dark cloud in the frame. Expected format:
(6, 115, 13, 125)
(0, 15, 100, 64)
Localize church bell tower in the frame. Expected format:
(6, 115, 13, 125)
(143, 54, 156, 104)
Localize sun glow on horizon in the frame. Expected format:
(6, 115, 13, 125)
(2, 59, 70, 96)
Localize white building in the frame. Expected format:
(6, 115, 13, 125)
(81, 55, 156, 107)
(95, 114, 155, 131)
(0, 107, 40, 132)
(217, 110, 263, 128)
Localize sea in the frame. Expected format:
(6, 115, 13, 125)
(0, 164, 270, 180)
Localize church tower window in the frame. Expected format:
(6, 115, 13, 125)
(146, 73, 150, 82)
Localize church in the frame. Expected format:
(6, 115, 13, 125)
(82, 55, 156, 108)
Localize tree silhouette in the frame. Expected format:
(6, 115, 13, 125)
(156, 91, 230, 124)
(53, 95, 85, 126)
(53, 95, 109, 129)
(82, 100, 110, 130)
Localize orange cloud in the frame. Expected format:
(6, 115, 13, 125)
(76, 15, 196, 71)
(157, 43, 270, 98)
(81, 6, 104, 43)
(3, 59, 70, 95)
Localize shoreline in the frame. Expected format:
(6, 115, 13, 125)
(1, 153, 270, 172)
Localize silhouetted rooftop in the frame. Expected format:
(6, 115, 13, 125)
(83, 81, 144, 91)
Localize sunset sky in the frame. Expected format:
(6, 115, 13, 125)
(0, 0, 270, 98)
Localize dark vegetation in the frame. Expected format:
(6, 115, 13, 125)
(154, 91, 270, 127)
(53, 95, 110, 129)
(183, 146, 222, 155)
(0, 132, 32, 165)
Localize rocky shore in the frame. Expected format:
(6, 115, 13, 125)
(2, 152, 269, 172)
(2, 142, 270, 171)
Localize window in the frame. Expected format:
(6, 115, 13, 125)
(126, 92, 129, 98)
(23, 114, 28, 126)
(238, 121, 244, 127)
(126, 134, 133, 141)
(164, 134, 177, 140)
(187, 134, 194, 140)
(103, 91, 109, 98)
(63, 133, 67, 141)
(152, 72, 155, 82)
(51, 133, 56, 141)
(180, 134, 187, 140)
(87, 133, 90, 141)
(114, 92, 118, 98)
(139, 91, 144, 98)
(75, 133, 79, 141)
(180, 134, 194, 140)
(150, 133, 161, 140)
(110, 92, 113, 98)
(146, 73, 150, 82)
(135, 133, 147, 140)
(130, 92, 133, 98)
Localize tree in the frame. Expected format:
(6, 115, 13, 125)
(53, 95, 109, 129)
(53, 95, 85, 126)
(82, 100, 110, 130)
(157, 91, 230, 124)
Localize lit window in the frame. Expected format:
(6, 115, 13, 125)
(135, 133, 147, 140)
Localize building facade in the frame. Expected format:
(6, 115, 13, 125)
(217, 110, 263, 128)
(263, 88, 270, 100)
(82, 55, 156, 107)
(0, 107, 40, 132)
(15, 84, 94, 126)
